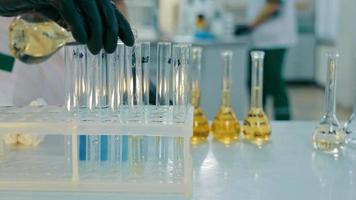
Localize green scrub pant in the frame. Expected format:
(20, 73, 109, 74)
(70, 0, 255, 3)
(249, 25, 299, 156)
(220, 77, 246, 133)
(248, 48, 291, 120)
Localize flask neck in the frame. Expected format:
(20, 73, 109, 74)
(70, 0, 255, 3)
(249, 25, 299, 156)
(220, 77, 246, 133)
(221, 89, 231, 107)
(221, 51, 233, 108)
(191, 86, 201, 107)
(323, 55, 338, 119)
(250, 52, 264, 109)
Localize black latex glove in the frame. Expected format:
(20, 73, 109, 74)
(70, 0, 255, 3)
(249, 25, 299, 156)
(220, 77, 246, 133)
(234, 25, 253, 36)
(0, 0, 134, 54)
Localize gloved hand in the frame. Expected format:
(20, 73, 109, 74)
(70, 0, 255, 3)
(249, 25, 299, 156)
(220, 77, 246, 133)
(234, 25, 253, 36)
(0, 0, 134, 54)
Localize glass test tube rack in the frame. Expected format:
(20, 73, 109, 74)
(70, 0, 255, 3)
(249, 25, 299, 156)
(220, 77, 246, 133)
(0, 43, 193, 195)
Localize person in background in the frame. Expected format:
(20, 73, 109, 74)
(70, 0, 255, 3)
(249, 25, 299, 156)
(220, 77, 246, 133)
(235, 0, 297, 120)
(0, 0, 132, 106)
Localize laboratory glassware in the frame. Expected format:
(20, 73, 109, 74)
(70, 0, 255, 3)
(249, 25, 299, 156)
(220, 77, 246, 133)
(190, 47, 209, 145)
(242, 51, 271, 146)
(211, 50, 240, 145)
(172, 44, 190, 121)
(141, 42, 151, 107)
(86, 48, 102, 162)
(126, 42, 145, 175)
(343, 105, 356, 148)
(64, 44, 87, 161)
(9, 13, 72, 64)
(312, 52, 346, 155)
(172, 44, 191, 169)
(107, 43, 125, 163)
(155, 42, 172, 163)
(343, 51, 356, 148)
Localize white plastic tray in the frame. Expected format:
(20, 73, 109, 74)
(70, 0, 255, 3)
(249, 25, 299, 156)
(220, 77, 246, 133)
(0, 106, 193, 196)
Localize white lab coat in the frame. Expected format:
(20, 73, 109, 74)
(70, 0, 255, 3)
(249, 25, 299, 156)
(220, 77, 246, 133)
(247, 0, 298, 49)
(0, 17, 65, 106)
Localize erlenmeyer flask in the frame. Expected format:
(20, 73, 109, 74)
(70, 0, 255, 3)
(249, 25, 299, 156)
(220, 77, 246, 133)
(9, 13, 72, 64)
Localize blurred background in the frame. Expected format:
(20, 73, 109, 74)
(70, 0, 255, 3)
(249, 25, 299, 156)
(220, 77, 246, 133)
(0, 0, 355, 122)
(127, 0, 356, 121)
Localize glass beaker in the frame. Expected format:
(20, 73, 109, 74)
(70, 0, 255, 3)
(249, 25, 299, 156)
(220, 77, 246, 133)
(312, 52, 346, 156)
(211, 50, 240, 145)
(242, 51, 271, 146)
(190, 47, 209, 145)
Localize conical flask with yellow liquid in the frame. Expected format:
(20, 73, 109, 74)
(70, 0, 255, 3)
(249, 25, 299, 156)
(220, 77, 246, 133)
(8, 13, 73, 64)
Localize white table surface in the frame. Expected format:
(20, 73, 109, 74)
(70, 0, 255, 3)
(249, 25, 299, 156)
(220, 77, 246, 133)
(1, 121, 355, 200)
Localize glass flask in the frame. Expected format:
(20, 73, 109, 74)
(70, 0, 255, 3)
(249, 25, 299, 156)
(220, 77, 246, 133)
(9, 13, 72, 64)
(211, 51, 240, 145)
(312, 52, 346, 155)
(190, 47, 209, 144)
(343, 105, 356, 148)
(242, 51, 271, 146)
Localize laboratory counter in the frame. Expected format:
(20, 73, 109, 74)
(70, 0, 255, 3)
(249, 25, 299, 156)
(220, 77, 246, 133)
(1, 121, 355, 200)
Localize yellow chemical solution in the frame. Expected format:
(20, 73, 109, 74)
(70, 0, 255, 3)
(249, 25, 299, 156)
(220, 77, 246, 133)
(211, 51, 240, 145)
(9, 14, 71, 64)
(190, 48, 209, 144)
(242, 51, 271, 146)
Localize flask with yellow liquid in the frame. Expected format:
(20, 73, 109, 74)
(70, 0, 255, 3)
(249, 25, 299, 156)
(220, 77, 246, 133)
(9, 13, 72, 64)
(190, 47, 209, 145)
(242, 51, 271, 146)
(211, 51, 240, 145)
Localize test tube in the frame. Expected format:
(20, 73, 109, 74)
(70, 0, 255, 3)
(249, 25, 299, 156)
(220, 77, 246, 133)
(172, 44, 191, 121)
(141, 42, 151, 161)
(155, 42, 172, 164)
(141, 42, 151, 107)
(86, 50, 102, 163)
(64, 44, 79, 161)
(172, 44, 191, 166)
(107, 43, 125, 163)
(126, 43, 144, 175)
(64, 44, 88, 161)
